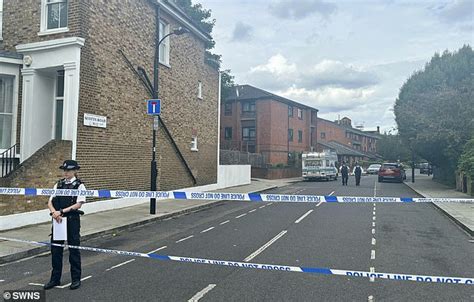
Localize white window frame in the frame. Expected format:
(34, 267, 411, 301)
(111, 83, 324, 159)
(191, 136, 198, 152)
(39, 0, 69, 36)
(197, 81, 203, 99)
(0, 0, 3, 40)
(52, 70, 65, 140)
(159, 19, 170, 66)
(0, 73, 18, 152)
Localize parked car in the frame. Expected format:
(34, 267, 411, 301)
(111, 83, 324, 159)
(419, 163, 432, 175)
(366, 164, 382, 174)
(378, 163, 406, 183)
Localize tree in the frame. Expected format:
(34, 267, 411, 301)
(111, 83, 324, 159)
(173, 0, 220, 68)
(220, 69, 235, 100)
(394, 45, 474, 184)
(377, 134, 412, 163)
(458, 139, 474, 180)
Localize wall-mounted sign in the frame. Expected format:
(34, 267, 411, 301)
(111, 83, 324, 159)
(84, 113, 107, 128)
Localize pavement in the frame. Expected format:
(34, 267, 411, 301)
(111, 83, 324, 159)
(1, 175, 473, 301)
(404, 172, 474, 236)
(0, 178, 297, 264)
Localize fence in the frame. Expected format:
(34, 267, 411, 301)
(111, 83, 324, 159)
(220, 150, 267, 168)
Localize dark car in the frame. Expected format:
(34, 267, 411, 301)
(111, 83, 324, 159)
(419, 163, 432, 175)
(378, 163, 406, 183)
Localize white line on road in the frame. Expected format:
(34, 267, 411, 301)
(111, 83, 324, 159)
(248, 209, 257, 213)
(372, 222, 376, 227)
(0, 280, 4, 282)
(259, 205, 266, 209)
(147, 246, 167, 254)
(201, 227, 215, 233)
(374, 180, 377, 197)
(28, 283, 44, 286)
(176, 235, 194, 243)
(106, 259, 135, 271)
(57, 276, 92, 288)
(188, 284, 217, 302)
(372, 238, 376, 245)
(316, 201, 323, 207)
(295, 210, 314, 224)
(372, 228, 376, 235)
(235, 213, 247, 219)
(370, 267, 375, 282)
(244, 230, 288, 262)
(219, 220, 230, 225)
(373, 211, 376, 215)
(371, 250, 376, 260)
(373, 216, 376, 221)
(368, 295, 374, 302)
(329, 191, 335, 196)
(267, 203, 273, 206)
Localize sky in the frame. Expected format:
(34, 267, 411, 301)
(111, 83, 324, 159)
(199, 0, 473, 133)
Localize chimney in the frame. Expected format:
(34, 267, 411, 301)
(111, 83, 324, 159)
(377, 126, 380, 133)
(235, 86, 240, 97)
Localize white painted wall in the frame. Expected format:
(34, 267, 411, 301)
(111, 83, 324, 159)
(0, 165, 251, 230)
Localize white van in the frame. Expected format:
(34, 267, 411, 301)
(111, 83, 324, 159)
(302, 151, 338, 181)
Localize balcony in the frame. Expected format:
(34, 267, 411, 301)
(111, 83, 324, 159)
(241, 110, 256, 119)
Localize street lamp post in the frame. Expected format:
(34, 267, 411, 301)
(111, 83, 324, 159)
(149, 7, 188, 214)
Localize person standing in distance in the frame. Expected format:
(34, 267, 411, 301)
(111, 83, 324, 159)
(340, 162, 349, 186)
(44, 160, 86, 290)
(353, 162, 362, 186)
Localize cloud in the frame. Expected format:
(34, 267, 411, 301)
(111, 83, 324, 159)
(278, 86, 376, 112)
(231, 22, 253, 41)
(249, 55, 379, 90)
(269, 0, 337, 20)
(303, 60, 379, 89)
(430, 0, 474, 24)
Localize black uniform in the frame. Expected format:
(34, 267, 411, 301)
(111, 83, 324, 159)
(354, 166, 362, 186)
(50, 178, 83, 284)
(341, 165, 349, 186)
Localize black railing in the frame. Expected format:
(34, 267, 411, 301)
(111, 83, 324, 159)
(2, 144, 18, 178)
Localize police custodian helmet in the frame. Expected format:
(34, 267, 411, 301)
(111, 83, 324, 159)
(59, 160, 81, 171)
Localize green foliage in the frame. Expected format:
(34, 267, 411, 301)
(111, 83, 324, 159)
(173, 0, 220, 67)
(394, 45, 474, 183)
(220, 69, 235, 100)
(458, 139, 474, 179)
(377, 134, 412, 162)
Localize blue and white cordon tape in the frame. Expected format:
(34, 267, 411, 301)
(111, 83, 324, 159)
(0, 187, 473, 203)
(0, 236, 472, 285)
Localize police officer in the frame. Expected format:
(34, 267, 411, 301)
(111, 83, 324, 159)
(44, 160, 86, 290)
(340, 162, 349, 186)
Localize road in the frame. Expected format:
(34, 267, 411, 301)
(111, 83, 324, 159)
(1, 175, 473, 301)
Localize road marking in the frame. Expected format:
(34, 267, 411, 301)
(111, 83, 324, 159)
(106, 259, 135, 271)
(188, 284, 217, 302)
(372, 222, 376, 227)
(219, 220, 230, 225)
(259, 205, 266, 209)
(244, 230, 287, 262)
(368, 295, 374, 302)
(374, 180, 377, 197)
(0, 279, 4, 282)
(248, 209, 257, 213)
(372, 228, 376, 235)
(316, 201, 323, 207)
(28, 283, 44, 286)
(164, 217, 173, 221)
(0, 251, 51, 267)
(372, 238, 376, 245)
(201, 227, 215, 233)
(295, 210, 314, 224)
(267, 203, 273, 206)
(147, 246, 167, 254)
(329, 191, 335, 196)
(373, 216, 376, 221)
(235, 213, 247, 219)
(370, 267, 375, 282)
(57, 275, 92, 288)
(176, 235, 194, 243)
(371, 250, 376, 260)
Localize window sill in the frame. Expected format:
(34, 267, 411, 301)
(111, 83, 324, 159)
(38, 27, 70, 36)
(159, 61, 171, 69)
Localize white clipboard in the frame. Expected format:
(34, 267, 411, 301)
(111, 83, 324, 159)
(53, 217, 67, 241)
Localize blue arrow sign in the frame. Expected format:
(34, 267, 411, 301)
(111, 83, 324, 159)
(147, 99, 161, 115)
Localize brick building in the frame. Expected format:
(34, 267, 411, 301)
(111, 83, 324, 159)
(317, 117, 380, 165)
(0, 0, 219, 214)
(221, 85, 318, 165)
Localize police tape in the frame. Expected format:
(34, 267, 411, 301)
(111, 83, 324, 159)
(0, 187, 473, 203)
(0, 236, 472, 285)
